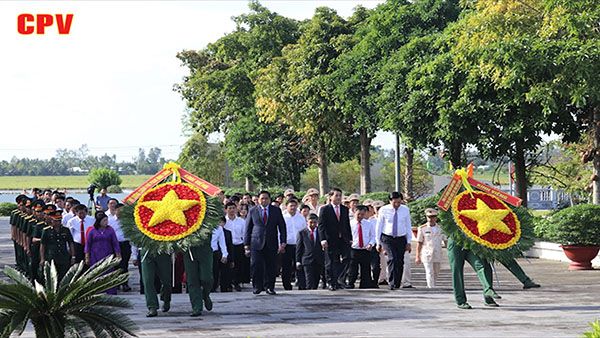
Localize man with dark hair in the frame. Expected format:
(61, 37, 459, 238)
(224, 201, 247, 291)
(66, 204, 94, 264)
(348, 205, 376, 289)
(244, 190, 287, 295)
(376, 192, 412, 290)
(282, 198, 306, 290)
(318, 188, 352, 291)
(296, 213, 324, 289)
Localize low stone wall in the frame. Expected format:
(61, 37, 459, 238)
(524, 240, 600, 268)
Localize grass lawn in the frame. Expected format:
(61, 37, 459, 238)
(0, 175, 152, 190)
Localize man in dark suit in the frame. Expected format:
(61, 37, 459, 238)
(296, 213, 324, 289)
(244, 190, 287, 295)
(318, 188, 352, 291)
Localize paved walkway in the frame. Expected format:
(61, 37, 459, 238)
(1, 217, 598, 337)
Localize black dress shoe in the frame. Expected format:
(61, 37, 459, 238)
(345, 284, 355, 289)
(401, 285, 414, 289)
(266, 289, 277, 295)
(146, 309, 158, 317)
(253, 289, 262, 295)
(234, 284, 242, 292)
(122, 284, 132, 292)
(389, 285, 396, 290)
(328, 285, 337, 291)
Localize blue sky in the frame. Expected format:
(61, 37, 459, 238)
(0, 1, 394, 162)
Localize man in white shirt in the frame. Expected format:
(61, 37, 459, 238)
(375, 192, 412, 290)
(61, 200, 78, 226)
(282, 198, 307, 290)
(106, 198, 132, 292)
(348, 205, 376, 289)
(224, 202, 247, 291)
(66, 204, 95, 264)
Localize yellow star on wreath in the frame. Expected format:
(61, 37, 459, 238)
(140, 189, 200, 227)
(459, 198, 512, 236)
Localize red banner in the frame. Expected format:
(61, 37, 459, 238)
(437, 174, 462, 211)
(467, 177, 522, 207)
(179, 168, 222, 197)
(123, 169, 171, 205)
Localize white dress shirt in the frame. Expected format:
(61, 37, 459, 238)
(350, 218, 376, 249)
(67, 215, 95, 244)
(62, 212, 75, 227)
(224, 216, 246, 245)
(282, 211, 307, 245)
(210, 226, 228, 258)
(375, 204, 412, 246)
(106, 211, 126, 242)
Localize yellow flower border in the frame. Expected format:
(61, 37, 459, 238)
(451, 191, 521, 250)
(133, 181, 207, 242)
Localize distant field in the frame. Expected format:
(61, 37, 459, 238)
(0, 175, 152, 190)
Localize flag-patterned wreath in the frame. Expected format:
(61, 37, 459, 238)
(120, 162, 222, 256)
(437, 169, 534, 263)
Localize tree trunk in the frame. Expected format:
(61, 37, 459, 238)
(317, 141, 329, 196)
(513, 141, 528, 207)
(593, 108, 600, 205)
(359, 130, 372, 195)
(245, 177, 254, 193)
(449, 139, 463, 169)
(404, 147, 414, 201)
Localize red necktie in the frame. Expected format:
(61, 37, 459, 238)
(357, 221, 364, 248)
(310, 229, 315, 242)
(335, 205, 340, 221)
(80, 219, 85, 246)
(263, 207, 268, 224)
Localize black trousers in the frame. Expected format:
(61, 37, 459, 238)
(370, 248, 381, 283)
(348, 249, 372, 288)
(73, 242, 85, 264)
(324, 241, 351, 288)
(232, 244, 250, 284)
(303, 264, 324, 289)
(251, 247, 277, 291)
(118, 241, 132, 285)
(380, 234, 407, 288)
(281, 244, 297, 290)
(212, 251, 233, 291)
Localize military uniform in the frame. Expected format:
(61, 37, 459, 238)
(417, 223, 447, 288)
(447, 237, 497, 308)
(40, 217, 74, 282)
(183, 240, 214, 316)
(139, 248, 173, 317)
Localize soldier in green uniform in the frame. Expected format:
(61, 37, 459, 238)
(447, 237, 499, 309)
(183, 218, 221, 317)
(40, 210, 75, 282)
(486, 258, 541, 289)
(138, 249, 173, 318)
(10, 195, 28, 271)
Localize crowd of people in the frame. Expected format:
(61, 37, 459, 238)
(9, 186, 541, 316)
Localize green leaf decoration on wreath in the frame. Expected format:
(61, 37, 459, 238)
(120, 197, 221, 256)
(438, 196, 535, 263)
(119, 162, 223, 257)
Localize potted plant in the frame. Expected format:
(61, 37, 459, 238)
(541, 204, 600, 270)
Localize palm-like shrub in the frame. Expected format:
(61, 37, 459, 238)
(0, 256, 137, 338)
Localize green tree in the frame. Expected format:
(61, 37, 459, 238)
(178, 133, 227, 187)
(88, 168, 122, 189)
(175, 1, 304, 190)
(256, 7, 359, 195)
(0, 257, 136, 338)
